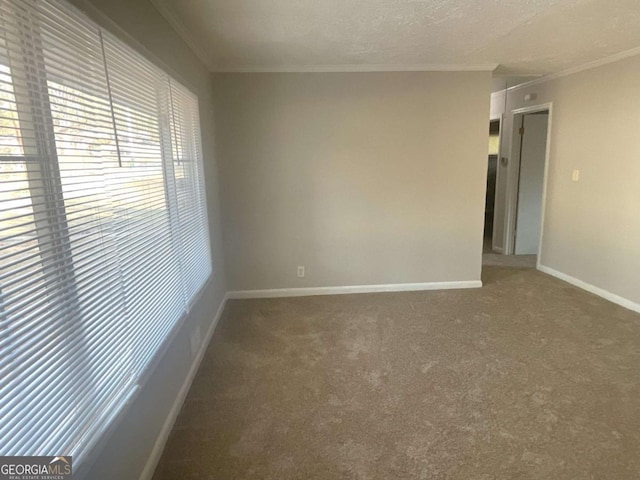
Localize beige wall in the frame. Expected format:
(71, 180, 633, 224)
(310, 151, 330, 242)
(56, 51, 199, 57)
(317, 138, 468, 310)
(491, 54, 640, 306)
(68, 1, 227, 479)
(213, 72, 491, 291)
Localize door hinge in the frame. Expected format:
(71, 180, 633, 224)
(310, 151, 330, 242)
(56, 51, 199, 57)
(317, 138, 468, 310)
(519, 127, 525, 135)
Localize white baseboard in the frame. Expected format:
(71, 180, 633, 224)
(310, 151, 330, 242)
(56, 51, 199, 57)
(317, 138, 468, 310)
(491, 246, 504, 254)
(228, 280, 482, 299)
(139, 293, 229, 480)
(538, 264, 640, 314)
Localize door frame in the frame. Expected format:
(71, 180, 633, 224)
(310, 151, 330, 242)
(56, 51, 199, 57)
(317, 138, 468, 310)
(504, 102, 553, 268)
(489, 114, 503, 253)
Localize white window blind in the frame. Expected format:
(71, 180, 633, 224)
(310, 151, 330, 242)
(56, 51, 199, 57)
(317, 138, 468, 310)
(0, 0, 211, 462)
(167, 80, 211, 306)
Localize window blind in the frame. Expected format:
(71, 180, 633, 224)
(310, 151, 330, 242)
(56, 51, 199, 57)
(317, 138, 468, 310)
(0, 0, 211, 462)
(101, 32, 187, 376)
(167, 80, 211, 309)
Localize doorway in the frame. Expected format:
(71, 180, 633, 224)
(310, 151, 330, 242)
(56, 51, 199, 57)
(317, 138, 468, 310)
(483, 119, 500, 253)
(483, 103, 552, 271)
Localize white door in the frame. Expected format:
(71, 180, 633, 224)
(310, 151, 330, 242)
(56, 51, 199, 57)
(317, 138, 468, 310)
(515, 113, 548, 255)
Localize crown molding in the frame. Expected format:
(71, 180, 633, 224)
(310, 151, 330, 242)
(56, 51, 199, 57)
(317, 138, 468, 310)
(501, 45, 640, 94)
(149, 0, 215, 71)
(211, 63, 498, 73)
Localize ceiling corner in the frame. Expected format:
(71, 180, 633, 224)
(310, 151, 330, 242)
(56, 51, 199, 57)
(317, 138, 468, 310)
(149, 0, 216, 72)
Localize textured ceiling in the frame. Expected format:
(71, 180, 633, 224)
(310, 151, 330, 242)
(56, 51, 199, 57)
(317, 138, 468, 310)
(151, 0, 640, 75)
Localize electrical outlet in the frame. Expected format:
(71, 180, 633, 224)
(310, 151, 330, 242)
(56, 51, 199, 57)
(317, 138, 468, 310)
(572, 169, 580, 182)
(297, 266, 305, 278)
(189, 325, 201, 359)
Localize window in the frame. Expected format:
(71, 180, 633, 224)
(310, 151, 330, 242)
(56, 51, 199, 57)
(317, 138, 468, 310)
(0, 0, 211, 462)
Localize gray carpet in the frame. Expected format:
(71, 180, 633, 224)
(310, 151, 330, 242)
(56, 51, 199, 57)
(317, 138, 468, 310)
(152, 267, 640, 479)
(482, 253, 537, 268)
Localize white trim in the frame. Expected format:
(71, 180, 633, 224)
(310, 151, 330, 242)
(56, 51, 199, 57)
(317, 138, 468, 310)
(228, 281, 482, 299)
(149, 0, 215, 71)
(502, 45, 640, 93)
(491, 246, 504, 254)
(139, 293, 229, 480)
(538, 265, 640, 314)
(535, 105, 553, 268)
(510, 103, 553, 116)
(505, 103, 553, 257)
(211, 64, 499, 73)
